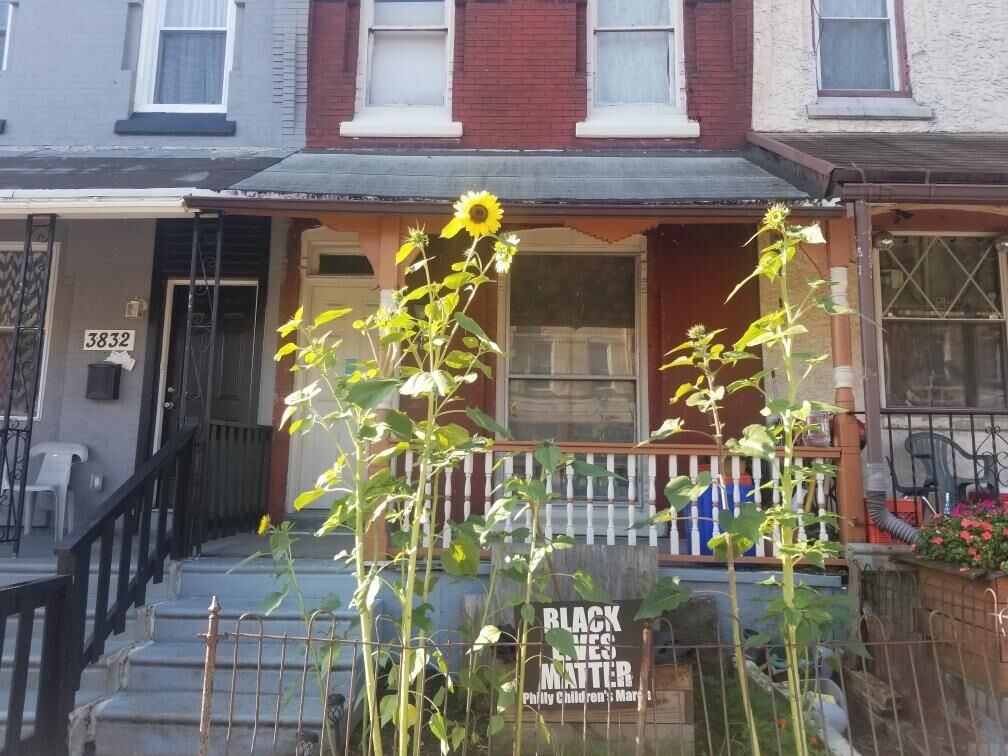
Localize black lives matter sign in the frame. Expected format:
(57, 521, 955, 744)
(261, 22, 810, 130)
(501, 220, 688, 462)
(522, 600, 644, 709)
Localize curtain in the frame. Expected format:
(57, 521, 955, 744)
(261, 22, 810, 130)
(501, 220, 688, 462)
(368, 31, 446, 106)
(597, 0, 668, 27)
(819, 19, 892, 89)
(596, 31, 671, 105)
(155, 30, 226, 104)
(164, 0, 227, 28)
(373, 0, 443, 26)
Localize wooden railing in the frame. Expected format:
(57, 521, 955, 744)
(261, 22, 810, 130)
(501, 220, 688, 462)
(0, 575, 73, 756)
(54, 424, 198, 698)
(398, 441, 843, 560)
(198, 420, 272, 547)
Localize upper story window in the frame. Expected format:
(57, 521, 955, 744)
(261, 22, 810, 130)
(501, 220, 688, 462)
(815, 0, 901, 92)
(340, 0, 461, 138)
(577, 0, 699, 139)
(0, 2, 13, 71)
(135, 0, 236, 112)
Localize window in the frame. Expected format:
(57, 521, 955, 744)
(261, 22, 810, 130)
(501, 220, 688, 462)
(815, 0, 900, 91)
(135, 0, 235, 112)
(340, 0, 461, 138)
(879, 236, 1006, 409)
(0, 2, 12, 71)
(577, 0, 698, 138)
(505, 254, 640, 442)
(0, 243, 58, 420)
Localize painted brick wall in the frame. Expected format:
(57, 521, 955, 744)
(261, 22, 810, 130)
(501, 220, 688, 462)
(306, 0, 752, 150)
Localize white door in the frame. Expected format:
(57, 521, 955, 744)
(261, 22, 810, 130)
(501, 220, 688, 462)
(289, 279, 379, 510)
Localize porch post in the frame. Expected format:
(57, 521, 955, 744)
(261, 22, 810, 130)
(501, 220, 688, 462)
(0, 215, 57, 555)
(853, 202, 888, 517)
(827, 219, 866, 543)
(360, 215, 401, 560)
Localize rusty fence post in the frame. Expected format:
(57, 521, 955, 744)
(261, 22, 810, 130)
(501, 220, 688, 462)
(199, 596, 222, 756)
(636, 625, 654, 756)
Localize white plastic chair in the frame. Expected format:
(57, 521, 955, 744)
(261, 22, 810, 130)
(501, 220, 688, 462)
(1, 442, 88, 540)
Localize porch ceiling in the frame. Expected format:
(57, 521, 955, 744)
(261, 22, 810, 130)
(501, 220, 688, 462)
(220, 149, 817, 207)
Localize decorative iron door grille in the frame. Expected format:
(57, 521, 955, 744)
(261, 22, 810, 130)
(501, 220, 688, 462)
(0, 215, 57, 553)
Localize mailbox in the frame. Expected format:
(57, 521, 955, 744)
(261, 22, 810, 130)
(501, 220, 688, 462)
(86, 362, 121, 400)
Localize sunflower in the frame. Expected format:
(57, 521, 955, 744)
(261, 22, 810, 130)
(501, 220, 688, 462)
(442, 191, 503, 239)
(257, 514, 271, 536)
(763, 203, 789, 229)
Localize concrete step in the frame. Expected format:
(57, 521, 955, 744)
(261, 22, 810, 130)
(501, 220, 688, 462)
(176, 558, 356, 600)
(125, 638, 360, 694)
(148, 597, 359, 642)
(0, 636, 135, 691)
(93, 685, 357, 755)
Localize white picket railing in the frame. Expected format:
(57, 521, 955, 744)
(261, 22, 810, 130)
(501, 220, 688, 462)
(395, 442, 842, 559)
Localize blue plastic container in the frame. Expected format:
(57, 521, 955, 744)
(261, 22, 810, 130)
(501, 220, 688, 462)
(696, 482, 756, 556)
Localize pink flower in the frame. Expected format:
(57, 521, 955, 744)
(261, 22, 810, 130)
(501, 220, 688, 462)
(961, 530, 973, 541)
(982, 531, 993, 541)
(931, 537, 944, 545)
(911, 544, 917, 552)
(981, 521, 993, 532)
(1001, 527, 1008, 536)
(961, 518, 972, 527)
(968, 547, 978, 556)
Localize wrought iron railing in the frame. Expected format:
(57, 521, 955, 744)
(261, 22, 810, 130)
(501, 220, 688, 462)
(0, 575, 73, 756)
(881, 408, 1008, 519)
(53, 424, 198, 699)
(198, 420, 272, 548)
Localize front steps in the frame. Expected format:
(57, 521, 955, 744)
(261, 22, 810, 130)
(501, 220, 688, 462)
(90, 557, 365, 756)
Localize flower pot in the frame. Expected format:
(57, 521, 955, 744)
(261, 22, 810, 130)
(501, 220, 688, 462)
(913, 558, 1008, 695)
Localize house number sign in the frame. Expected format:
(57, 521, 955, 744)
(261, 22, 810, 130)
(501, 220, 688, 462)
(83, 330, 135, 351)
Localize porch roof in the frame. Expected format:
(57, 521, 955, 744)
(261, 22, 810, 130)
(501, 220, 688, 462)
(0, 147, 291, 191)
(748, 132, 1008, 202)
(217, 149, 819, 208)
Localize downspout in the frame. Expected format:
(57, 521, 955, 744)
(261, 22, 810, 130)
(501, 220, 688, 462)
(853, 200, 919, 544)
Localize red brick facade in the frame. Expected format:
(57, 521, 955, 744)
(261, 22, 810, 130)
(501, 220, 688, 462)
(306, 0, 753, 150)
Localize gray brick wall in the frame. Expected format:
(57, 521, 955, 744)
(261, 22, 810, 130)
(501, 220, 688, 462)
(0, 0, 307, 148)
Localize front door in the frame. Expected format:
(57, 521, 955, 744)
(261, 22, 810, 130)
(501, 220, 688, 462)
(158, 283, 260, 445)
(289, 280, 378, 509)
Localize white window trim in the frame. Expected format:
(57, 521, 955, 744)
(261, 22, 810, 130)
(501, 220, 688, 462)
(814, 0, 901, 92)
(340, 0, 461, 138)
(495, 228, 649, 443)
(0, 242, 60, 423)
(1, 3, 14, 72)
(133, 0, 237, 114)
(577, 0, 698, 139)
(874, 233, 1007, 411)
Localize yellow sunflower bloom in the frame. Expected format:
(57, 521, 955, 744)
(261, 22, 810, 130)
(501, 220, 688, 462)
(763, 203, 789, 229)
(443, 190, 503, 239)
(257, 514, 271, 536)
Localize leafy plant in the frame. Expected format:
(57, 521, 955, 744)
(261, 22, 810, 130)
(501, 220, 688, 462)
(644, 204, 853, 756)
(916, 497, 1008, 570)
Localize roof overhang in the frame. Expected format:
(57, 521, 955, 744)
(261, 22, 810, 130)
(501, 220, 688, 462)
(748, 132, 1008, 204)
(185, 149, 831, 217)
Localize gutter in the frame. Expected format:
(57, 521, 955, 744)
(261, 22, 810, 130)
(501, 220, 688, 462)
(841, 183, 1008, 204)
(184, 194, 843, 219)
(0, 188, 219, 218)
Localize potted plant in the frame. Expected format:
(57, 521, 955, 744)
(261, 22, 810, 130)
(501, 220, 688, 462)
(909, 497, 1008, 694)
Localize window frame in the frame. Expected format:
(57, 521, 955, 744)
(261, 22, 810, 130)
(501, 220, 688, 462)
(0, 242, 60, 423)
(134, 0, 237, 114)
(341, 0, 460, 138)
(814, 0, 909, 97)
(0, 2, 13, 71)
(577, 0, 697, 138)
(875, 233, 1008, 411)
(496, 231, 649, 443)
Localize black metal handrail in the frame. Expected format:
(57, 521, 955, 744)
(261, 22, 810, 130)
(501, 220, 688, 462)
(54, 424, 198, 690)
(198, 420, 272, 550)
(880, 408, 1008, 520)
(0, 575, 72, 756)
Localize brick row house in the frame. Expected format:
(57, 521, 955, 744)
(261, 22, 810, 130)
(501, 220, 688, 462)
(0, 0, 1004, 753)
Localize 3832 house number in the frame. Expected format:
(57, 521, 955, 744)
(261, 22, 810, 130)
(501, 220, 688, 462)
(83, 330, 135, 351)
